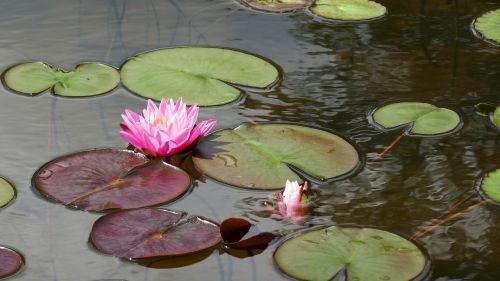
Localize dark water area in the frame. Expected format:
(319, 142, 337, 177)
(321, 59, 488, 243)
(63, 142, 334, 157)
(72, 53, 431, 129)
(0, 0, 499, 280)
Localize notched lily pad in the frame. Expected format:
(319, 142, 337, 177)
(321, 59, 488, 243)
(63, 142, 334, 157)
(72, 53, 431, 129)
(473, 9, 500, 45)
(220, 217, 277, 250)
(0, 177, 16, 209)
(478, 168, 500, 204)
(0, 246, 24, 279)
(2, 62, 120, 97)
(370, 102, 462, 136)
(274, 226, 427, 281)
(33, 149, 191, 211)
(310, 0, 387, 21)
(193, 123, 362, 190)
(120, 47, 281, 106)
(90, 208, 222, 259)
(238, 0, 310, 12)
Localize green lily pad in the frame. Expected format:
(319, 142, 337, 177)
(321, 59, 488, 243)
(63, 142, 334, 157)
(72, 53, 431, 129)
(0, 177, 16, 209)
(371, 102, 462, 136)
(310, 0, 387, 21)
(492, 106, 500, 128)
(2, 62, 120, 97)
(192, 123, 361, 190)
(238, 0, 310, 12)
(473, 9, 500, 45)
(479, 168, 500, 204)
(120, 47, 280, 106)
(274, 226, 427, 281)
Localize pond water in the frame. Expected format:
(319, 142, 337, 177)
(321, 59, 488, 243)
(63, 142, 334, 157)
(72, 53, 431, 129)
(0, 0, 499, 280)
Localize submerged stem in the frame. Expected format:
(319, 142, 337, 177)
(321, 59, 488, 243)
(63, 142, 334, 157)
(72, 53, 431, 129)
(410, 200, 487, 241)
(368, 131, 405, 164)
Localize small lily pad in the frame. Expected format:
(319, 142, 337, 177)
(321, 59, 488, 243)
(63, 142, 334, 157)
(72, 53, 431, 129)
(33, 149, 191, 211)
(0, 177, 16, 209)
(310, 0, 387, 21)
(120, 47, 280, 106)
(220, 217, 277, 250)
(2, 62, 120, 97)
(473, 9, 500, 45)
(492, 106, 500, 128)
(371, 102, 462, 136)
(238, 0, 310, 12)
(90, 208, 222, 259)
(0, 246, 24, 279)
(478, 168, 500, 204)
(274, 226, 427, 281)
(193, 123, 361, 190)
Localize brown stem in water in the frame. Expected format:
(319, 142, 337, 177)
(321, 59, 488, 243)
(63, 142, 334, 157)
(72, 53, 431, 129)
(410, 200, 487, 241)
(435, 190, 478, 221)
(368, 131, 405, 164)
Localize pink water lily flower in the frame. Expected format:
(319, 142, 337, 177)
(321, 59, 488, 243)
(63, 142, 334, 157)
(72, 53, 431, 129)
(278, 180, 309, 219)
(120, 98, 216, 157)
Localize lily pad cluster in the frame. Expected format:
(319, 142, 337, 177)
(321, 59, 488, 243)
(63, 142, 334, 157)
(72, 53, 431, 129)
(2, 47, 281, 106)
(473, 9, 500, 45)
(237, 0, 387, 21)
(370, 102, 462, 136)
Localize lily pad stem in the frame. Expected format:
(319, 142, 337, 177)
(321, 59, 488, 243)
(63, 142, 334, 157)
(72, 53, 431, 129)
(368, 131, 405, 164)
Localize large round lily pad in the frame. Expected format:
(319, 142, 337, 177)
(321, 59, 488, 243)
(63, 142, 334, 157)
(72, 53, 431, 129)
(473, 9, 500, 45)
(33, 149, 191, 211)
(2, 62, 120, 97)
(274, 226, 427, 281)
(90, 208, 222, 259)
(309, 0, 387, 21)
(120, 47, 280, 106)
(238, 0, 310, 12)
(0, 246, 24, 279)
(193, 123, 361, 190)
(371, 102, 462, 136)
(0, 177, 16, 209)
(478, 168, 500, 204)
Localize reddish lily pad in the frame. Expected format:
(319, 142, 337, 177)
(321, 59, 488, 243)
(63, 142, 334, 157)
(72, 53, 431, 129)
(90, 208, 222, 259)
(0, 246, 24, 279)
(220, 217, 277, 250)
(33, 149, 191, 211)
(238, 0, 311, 12)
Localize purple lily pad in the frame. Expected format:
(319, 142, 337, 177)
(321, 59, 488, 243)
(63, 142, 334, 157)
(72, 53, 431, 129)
(90, 208, 222, 259)
(0, 246, 24, 279)
(33, 149, 191, 211)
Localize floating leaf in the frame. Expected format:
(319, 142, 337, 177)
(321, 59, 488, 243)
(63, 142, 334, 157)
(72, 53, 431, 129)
(0, 246, 24, 279)
(371, 102, 461, 136)
(310, 0, 387, 21)
(2, 62, 120, 97)
(479, 168, 500, 203)
(90, 208, 222, 259)
(33, 149, 191, 211)
(120, 47, 280, 106)
(492, 106, 500, 128)
(0, 177, 16, 209)
(220, 218, 277, 250)
(193, 123, 361, 189)
(238, 0, 310, 12)
(274, 226, 427, 281)
(473, 9, 500, 45)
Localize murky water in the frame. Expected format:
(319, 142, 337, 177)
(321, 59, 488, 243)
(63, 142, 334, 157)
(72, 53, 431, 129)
(0, 0, 499, 280)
